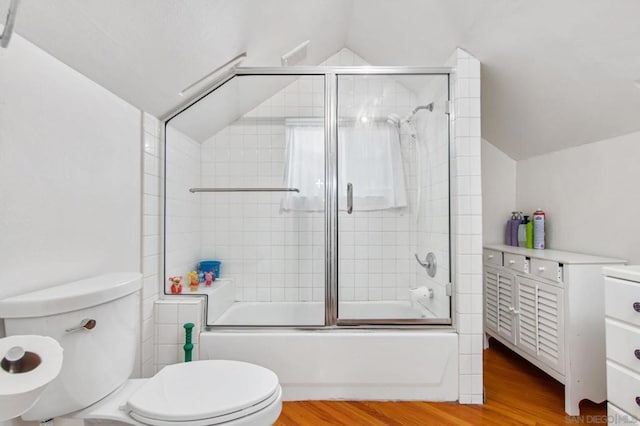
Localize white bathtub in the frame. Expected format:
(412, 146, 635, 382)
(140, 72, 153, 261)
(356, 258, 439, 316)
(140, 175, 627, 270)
(200, 300, 458, 401)
(213, 300, 431, 325)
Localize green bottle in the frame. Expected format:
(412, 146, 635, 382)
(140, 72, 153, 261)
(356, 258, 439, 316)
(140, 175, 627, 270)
(526, 218, 534, 249)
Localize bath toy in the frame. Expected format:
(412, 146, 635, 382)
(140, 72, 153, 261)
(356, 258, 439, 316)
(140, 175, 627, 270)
(204, 271, 214, 286)
(187, 271, 199, 292)
(168, 276, 183, 294)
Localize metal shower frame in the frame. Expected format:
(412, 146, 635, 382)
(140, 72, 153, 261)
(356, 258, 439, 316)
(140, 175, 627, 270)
(162, 65, 456, 329)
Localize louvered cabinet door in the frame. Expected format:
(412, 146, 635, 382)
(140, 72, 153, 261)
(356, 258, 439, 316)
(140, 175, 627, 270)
(484, 268, 499, 333)
(516, 277, 538, 358)
(536, 281, 564, 375)
(497, 272, 517, 345)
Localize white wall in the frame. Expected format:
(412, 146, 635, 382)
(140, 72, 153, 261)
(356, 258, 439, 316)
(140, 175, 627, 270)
(0, 33, 141, 298)
(0, 34, 141, 425)
(481, 139, 517, 244)
(517, 131, 640, 264)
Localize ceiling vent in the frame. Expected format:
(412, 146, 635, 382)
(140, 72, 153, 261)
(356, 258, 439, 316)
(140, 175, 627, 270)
(281, 40, 310, 66)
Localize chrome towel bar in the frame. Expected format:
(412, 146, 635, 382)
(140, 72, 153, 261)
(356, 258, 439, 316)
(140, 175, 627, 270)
(189, 187, 299, 193)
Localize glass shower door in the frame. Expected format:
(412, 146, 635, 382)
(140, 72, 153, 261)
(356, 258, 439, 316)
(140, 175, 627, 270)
(336, 74, 451, 324)
(165, 74, 327, 326)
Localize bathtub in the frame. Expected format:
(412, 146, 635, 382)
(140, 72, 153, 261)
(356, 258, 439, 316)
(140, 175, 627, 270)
(200, 300, 458, 401)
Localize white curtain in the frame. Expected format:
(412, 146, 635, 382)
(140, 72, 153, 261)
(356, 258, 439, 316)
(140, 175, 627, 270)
(281, 119, 407, 212)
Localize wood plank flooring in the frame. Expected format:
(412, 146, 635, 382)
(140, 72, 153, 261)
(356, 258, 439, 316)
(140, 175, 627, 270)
(275, 339, 606, 425)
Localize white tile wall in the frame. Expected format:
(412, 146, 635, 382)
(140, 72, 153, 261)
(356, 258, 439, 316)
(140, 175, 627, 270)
(165, 126, 202, 284)
(154, 299, 204, 371)
(141, 113, 163, 377)
(450, 48, 484, 404)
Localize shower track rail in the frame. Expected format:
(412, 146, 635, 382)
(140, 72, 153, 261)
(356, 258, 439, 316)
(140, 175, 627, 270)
(189, 187, 299, 193)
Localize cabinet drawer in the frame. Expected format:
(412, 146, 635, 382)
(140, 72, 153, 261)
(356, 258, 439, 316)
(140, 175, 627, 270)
(606, 361, 640, 419)
(531, 258, 563, 282)
(484, 249, 502, 266)
(606, 319, 640, 374)
(504, 253, 529, 274)
(606, 277, 640, 326)
(608, 403, 640, 425)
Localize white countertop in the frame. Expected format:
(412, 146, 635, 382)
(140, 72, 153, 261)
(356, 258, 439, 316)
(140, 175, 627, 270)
(603, 265, 640, 282)
(484, 244, 627, 265)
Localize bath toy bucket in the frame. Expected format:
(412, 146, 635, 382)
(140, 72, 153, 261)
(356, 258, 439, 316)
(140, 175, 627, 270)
(200, 261, 221, 278)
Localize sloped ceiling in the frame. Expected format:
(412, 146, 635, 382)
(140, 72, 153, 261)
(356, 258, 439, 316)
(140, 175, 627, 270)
(2, 0, 353, 119)
(4, 0, 640, 159)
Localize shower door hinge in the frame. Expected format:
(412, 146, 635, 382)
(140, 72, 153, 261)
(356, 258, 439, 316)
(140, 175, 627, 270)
(446, 283, 453, 296)
(444, 101, 453, 115)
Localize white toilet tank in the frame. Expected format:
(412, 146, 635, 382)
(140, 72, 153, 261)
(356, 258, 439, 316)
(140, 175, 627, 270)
(0, 273, 142, 421)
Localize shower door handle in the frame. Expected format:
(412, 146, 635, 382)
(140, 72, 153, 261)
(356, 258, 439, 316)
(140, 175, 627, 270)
(347, 183, 353, 214)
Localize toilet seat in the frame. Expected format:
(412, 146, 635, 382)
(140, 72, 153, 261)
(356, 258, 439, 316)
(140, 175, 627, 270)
(127, 360, 280, 425)
(72, 360, 282, 426)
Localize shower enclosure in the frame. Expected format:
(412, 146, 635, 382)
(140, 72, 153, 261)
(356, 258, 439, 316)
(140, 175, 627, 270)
(164, 64, 453, 328)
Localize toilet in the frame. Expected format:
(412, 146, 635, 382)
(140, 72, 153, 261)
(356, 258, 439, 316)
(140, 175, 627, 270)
(0, 273, 282, 425)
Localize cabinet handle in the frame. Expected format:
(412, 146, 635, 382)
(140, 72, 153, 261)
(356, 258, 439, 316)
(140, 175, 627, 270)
(634, 302, 640, 313)
(538, 267, 545, 272)
(488, 255, 494, 259)
(509, 260, 516, 265)
(635, 349, 640, 360)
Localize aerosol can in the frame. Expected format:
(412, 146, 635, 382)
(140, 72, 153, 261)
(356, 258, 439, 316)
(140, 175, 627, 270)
(533, 209, 545, 249)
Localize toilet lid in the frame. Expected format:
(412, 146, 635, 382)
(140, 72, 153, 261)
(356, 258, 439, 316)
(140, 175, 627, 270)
(127, 360, 280, 423)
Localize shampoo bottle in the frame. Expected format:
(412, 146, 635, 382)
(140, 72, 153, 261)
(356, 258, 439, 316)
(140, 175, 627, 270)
(510, 212, 521, 246)
(506, 212, 517, 245)
(525, 216, 534, 249)
(518, 214, 528, 247)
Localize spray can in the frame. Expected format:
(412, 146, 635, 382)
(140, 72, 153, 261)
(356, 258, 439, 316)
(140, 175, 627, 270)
(533, 209, 545, 249)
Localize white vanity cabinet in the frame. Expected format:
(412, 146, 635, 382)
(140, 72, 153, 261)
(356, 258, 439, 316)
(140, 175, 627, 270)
(483, 244, 625, 416)
(604, 266, 640, 425)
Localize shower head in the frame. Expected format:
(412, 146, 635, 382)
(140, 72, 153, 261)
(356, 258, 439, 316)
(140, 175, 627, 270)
(411, 103, 434, 115)
(403, 102, 435, 123)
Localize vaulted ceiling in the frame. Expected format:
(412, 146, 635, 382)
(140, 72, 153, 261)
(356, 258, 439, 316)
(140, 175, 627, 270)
(4, 0, 640, 159)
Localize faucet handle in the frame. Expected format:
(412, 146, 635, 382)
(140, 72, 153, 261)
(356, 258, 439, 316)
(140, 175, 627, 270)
(65, 318, 97, 333)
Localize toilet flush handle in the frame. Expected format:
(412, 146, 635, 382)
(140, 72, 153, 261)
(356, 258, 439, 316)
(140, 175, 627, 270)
(65, 318, 97, 333)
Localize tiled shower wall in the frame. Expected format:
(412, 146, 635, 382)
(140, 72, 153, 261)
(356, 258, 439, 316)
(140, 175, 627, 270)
(199, 48, 450, 305)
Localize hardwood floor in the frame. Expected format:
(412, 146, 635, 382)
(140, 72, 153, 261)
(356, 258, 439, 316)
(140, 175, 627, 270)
(275, 339, 606, 425)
